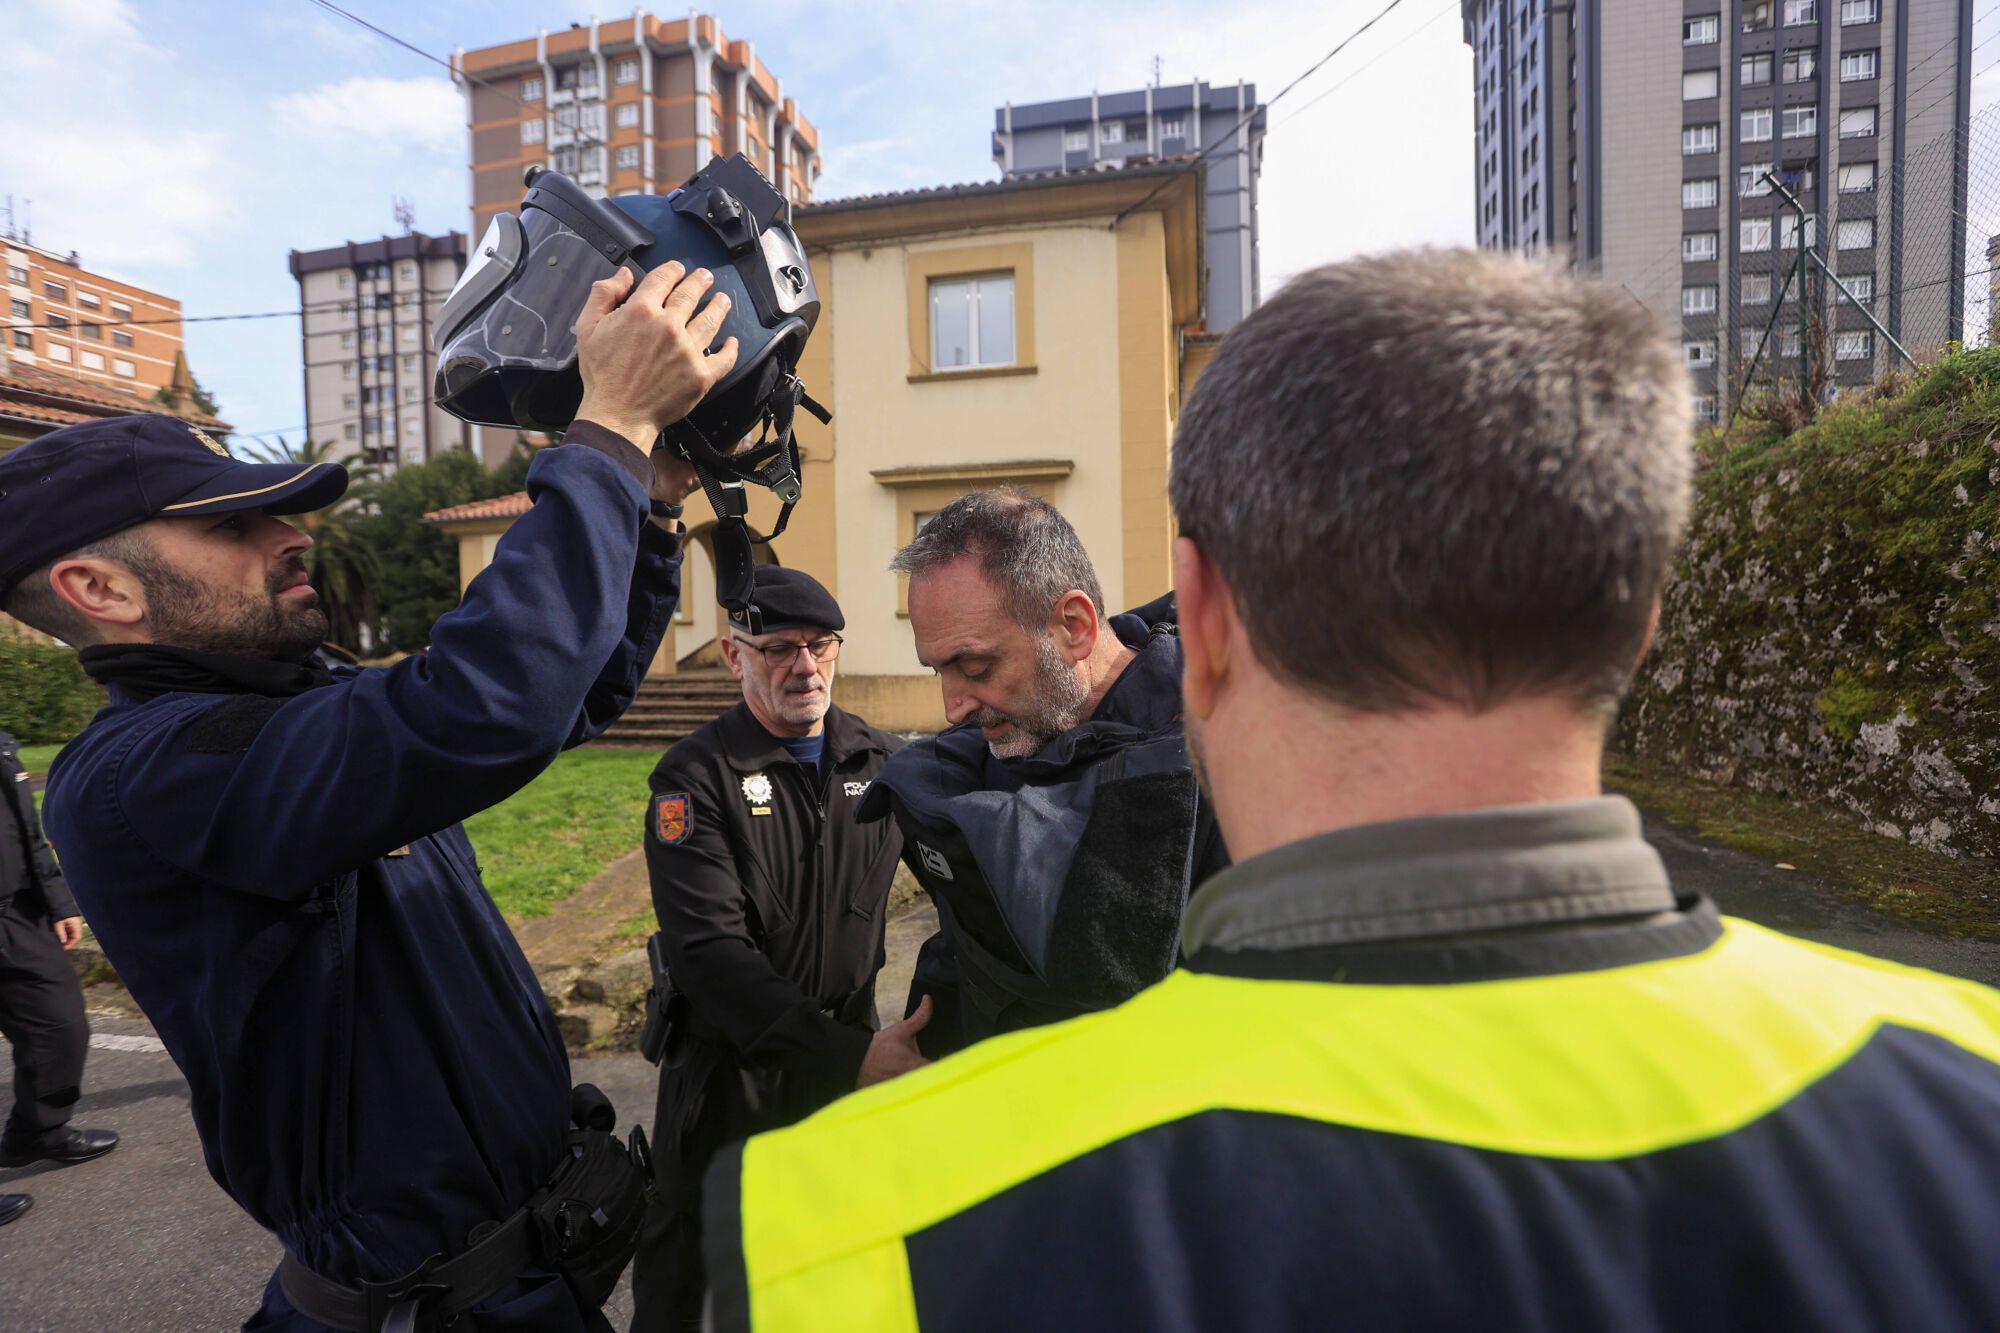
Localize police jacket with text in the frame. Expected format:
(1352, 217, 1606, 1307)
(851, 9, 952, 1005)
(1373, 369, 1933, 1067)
(0, 729, 78, 921)
(645, 701, 903, 1130)
(704, 797, 2000, 1332)
(857, 593, 1226, 1054)
(43, 426, 679, 1329)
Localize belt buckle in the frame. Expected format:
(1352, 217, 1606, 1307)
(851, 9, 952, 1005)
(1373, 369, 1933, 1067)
(359, 1254, 450, 1333)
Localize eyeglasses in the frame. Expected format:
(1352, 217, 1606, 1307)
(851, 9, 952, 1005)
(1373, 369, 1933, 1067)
(733, 634, 843, 667)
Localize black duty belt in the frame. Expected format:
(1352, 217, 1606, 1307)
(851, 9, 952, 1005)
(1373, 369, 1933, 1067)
(279, 1211, 535, 1333)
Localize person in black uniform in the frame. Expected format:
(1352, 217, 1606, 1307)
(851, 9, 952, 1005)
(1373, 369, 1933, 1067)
(0, 728, 118, 1228)
(3, 258, 735, 1330)
(632, 567, 913, 1332)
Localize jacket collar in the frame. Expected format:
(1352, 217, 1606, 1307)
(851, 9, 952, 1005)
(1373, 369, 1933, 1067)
(1183, 796, 1677, 957)
(714, 699, 890, 771)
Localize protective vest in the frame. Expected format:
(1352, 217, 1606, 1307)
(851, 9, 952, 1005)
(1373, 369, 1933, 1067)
(704, 918, 2000, 1332)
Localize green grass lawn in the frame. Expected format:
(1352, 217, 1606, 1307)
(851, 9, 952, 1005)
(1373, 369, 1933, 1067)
(463, 748, 660, 922)
(18, 743, 62, 777)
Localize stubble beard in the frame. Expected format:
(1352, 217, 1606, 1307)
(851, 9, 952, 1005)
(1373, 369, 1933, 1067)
(141, 555, 329, 661)
(978, 634, 1091, 760)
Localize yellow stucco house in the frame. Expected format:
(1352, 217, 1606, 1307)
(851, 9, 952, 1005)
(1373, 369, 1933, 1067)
(429, 158, 1215, 733)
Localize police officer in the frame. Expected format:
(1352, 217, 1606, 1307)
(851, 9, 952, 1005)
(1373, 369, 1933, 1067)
(632, 567, 910, 1332)
(0, 728, 118, 1229)
(702, 251, 2000, 1330)
(2, 258, 735, 1329)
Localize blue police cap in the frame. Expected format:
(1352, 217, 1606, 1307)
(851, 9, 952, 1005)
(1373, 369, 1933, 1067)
(0, 414, 348, 600)
(727, 566, 844, 634)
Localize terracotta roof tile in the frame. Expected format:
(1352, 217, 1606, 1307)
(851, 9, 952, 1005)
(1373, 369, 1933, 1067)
(424, 491, 531, 524)
(0, 360, 232, 430)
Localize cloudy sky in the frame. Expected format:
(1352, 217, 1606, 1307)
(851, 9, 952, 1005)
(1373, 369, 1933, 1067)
(0, 0, 1993, 443)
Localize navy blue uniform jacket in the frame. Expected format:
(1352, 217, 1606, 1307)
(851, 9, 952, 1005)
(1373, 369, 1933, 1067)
(42, 429, 678, 1327)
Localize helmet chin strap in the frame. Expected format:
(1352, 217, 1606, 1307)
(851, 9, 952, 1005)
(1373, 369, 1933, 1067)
(670, 375, 830, 631)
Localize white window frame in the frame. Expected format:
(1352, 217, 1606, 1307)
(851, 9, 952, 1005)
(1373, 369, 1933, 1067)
(1683, 178, 1719, 208)
(403, 354, 419, 373)
(110, 300, 132, 319)
(1779, 213, 1817, 248)
(1836, 330, 1872, 360)
(521, 77, 543, 102)
(1158, 116, 1186, 140)
(1684, 339, 1717, 367)
(1099, 120, 1124, 146)
(340, 331, 355, 350)
(1741, 273, 1773, 304)
(1682, 284, 1718, 315)
(76, 290, 101, 309)
(1781, 105, 1816, 137)
(1739, 167, 1776, 197)
(1743, 1, 1773, 31)
(615, 145, 640, 170)
(1684, 231, 1720, 261)
(113, 357, 135, 377)
(1837, 162, 1876, 193)
(614, 58, 638, 84)
(1842, 273, 1875, 301)
(1683, 123, 1719, 155)
(615, 103, 640, 129)
(1062, 128, 1089, 153)
(1840, 0, 1879, 23)
(1784, 0, 1817, 21)
(1836, 218, 1875, 250)
(1741, 54, 1773, 86)
(1840, 50, 1878, 81)
(47, 342, 71, 363)
(1694, 396, 1719, 424)
(521, 118, 544, 145)
(928, 273, 1017, 371)
(1783, 49, 1818, 82)
(1684, 15, 1719, 44)
(1683, 69, 1720, 100)
(1741, 107, 1774, 142)
(1839, 106, 1877, 138)
(80, 349, 105, 370)
(1741, 217, 1774, 252)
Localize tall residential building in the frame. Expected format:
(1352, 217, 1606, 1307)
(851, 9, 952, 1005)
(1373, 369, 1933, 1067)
(288, 232, 474, 468)
(992, 82, 1265, 330)
(1466, 0, 1975, 421)
(452, 13, 821, 241)
(3, 236, 186, 402)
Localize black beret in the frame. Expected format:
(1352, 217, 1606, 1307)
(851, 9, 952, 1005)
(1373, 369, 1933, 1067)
(728, 566, 844, 634)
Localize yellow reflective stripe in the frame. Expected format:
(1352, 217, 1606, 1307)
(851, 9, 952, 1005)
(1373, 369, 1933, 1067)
(736, 919, 2000, 1325)
(159, 465, 326, 511)
(751, 1238, 919, 1333)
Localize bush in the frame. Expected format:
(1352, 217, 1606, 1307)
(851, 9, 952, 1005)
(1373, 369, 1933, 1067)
(0, 635, 104, 743)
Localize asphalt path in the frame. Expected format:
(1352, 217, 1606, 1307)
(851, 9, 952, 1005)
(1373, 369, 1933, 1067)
(3, 821, 1997, 1330)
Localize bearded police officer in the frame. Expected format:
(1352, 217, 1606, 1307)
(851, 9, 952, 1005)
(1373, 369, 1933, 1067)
(703, 250, 2000, 1331)
(3, 257, 736, 1330)
(860, 492, 1227, 1055)
(632, 566, 909, 1332)
(0, 728, 118, 1230)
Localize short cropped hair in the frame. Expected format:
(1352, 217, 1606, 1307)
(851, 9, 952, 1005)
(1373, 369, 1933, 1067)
(1170, 248, 1693, 714)
(889, 489, 1106, 631)
(1, 529, 155, 647)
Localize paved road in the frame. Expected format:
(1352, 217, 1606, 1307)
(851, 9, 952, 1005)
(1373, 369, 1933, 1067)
(4, 823, 1997, 1330)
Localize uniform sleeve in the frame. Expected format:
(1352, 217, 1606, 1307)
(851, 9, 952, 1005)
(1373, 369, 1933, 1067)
(99, 429, 679, 900)
(646, 765, 872, 1088)
(906, 873, 969, 1059)
(562, 517, 682, 750)
(24, 796, 78, 922)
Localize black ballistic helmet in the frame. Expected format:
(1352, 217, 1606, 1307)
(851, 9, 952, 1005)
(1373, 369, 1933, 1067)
(432, 154, 827, 629)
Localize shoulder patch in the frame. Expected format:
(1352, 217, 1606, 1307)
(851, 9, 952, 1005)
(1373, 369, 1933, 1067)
(654, 791, 692, 845)
(184, 695, 289, 754)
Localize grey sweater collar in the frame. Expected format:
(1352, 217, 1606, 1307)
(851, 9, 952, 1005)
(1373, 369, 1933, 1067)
(1183, 796, 1675, 957)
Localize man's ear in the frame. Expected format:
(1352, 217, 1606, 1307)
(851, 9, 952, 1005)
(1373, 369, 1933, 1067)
(720, 637, 747, 683)
(1052, 589, 1100, 663)
(48, 558, 146, 635)
(1174, 537, 1228, 721)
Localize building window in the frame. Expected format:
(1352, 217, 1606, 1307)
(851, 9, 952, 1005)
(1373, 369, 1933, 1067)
(1783, 49, 1818, 82)
(522, 117, 545, 145)
(1839, 106, 1878, 138)
(338, 272, 352, 290)
(1742, 108, 1774, 142)
(1683, 284, 1718, 315)
(1836, 218, 1875, 249)
(1785, 0, 1818, 21)
(110, 300, 131, 319)
(616, 145, 640, 170)
(47, 343, 71, 363)
(112, 329, 133, 348)
(1684, 14, 1719, 44)
(521, 76, 543, 102)
(614, 58, 638, 84)
(1739, 167, 1775, 197)
(1836, 330, 1872, 360)
(344, 423, 358, 441)
(1743, 2, 1773, 31)
(113, 357, 135, 377)
(1062, 128, 1089, 153)
(1837, 161, 1876, 193)
(577, 62, 599, 91)
(1685, 339, 1718, 367)
(1683, 123, 1719, 154)
(7, 298, 24, 319)
(340, 331, 355, 350)
(616, 103, 640, 129)
(1741, 54, 1774, 86)
(1684, 232, 1720, 261)
(1694, 396, 1719, 424)
(5, 264, 25, 284)
(403, 354, 419, 373)
(1684, 69, 1720, 100)
(1159, 115, 1186, 140)
(1780, 213, 1816, 248)
(42, 280, 66, 301)
(342, 361, 356, 380)
(77, 290, 101, 309)
(45, 313, 67, 330)
(398, 262, 416, 282)
(1099, 120, 1124, 146)
(342, 392, 357, 409)
(1684, 178, 1719, 208)
(1840, 0, 1879, 22)
(80, 321, 101, 340)
(1781, 105, 1817, 137)
(1840, 50, 1878, 80)
(1843, 273, 1875, 301)
(10, 330, 30, 350)
(1742, 273, 1773, 303)
(1742, 217, 1775, 252)
(930, 274, 1016, 370)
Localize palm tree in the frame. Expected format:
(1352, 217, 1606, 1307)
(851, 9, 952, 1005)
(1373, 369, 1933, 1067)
(239, 436, 381, 652)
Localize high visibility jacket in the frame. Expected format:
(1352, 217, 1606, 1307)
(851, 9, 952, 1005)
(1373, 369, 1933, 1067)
(703, 917, 2000, 1332)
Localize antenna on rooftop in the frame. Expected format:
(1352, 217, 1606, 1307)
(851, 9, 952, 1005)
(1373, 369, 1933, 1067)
(393, 197, 417, 234)
(1152, 54, 1162, 86)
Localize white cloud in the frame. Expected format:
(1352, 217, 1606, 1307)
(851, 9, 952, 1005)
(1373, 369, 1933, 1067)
(271, 76, 463, 153)
(2, 126, 236, 269)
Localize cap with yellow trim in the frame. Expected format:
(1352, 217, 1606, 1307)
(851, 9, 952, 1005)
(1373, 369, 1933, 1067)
(0, 413, 348, 602)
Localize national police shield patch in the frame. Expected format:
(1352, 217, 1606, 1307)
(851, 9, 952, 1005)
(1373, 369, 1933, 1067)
(655, 792, 691, 845)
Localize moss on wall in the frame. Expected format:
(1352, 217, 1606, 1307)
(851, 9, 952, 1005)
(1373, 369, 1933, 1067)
(1618, 346, 2000, 859)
